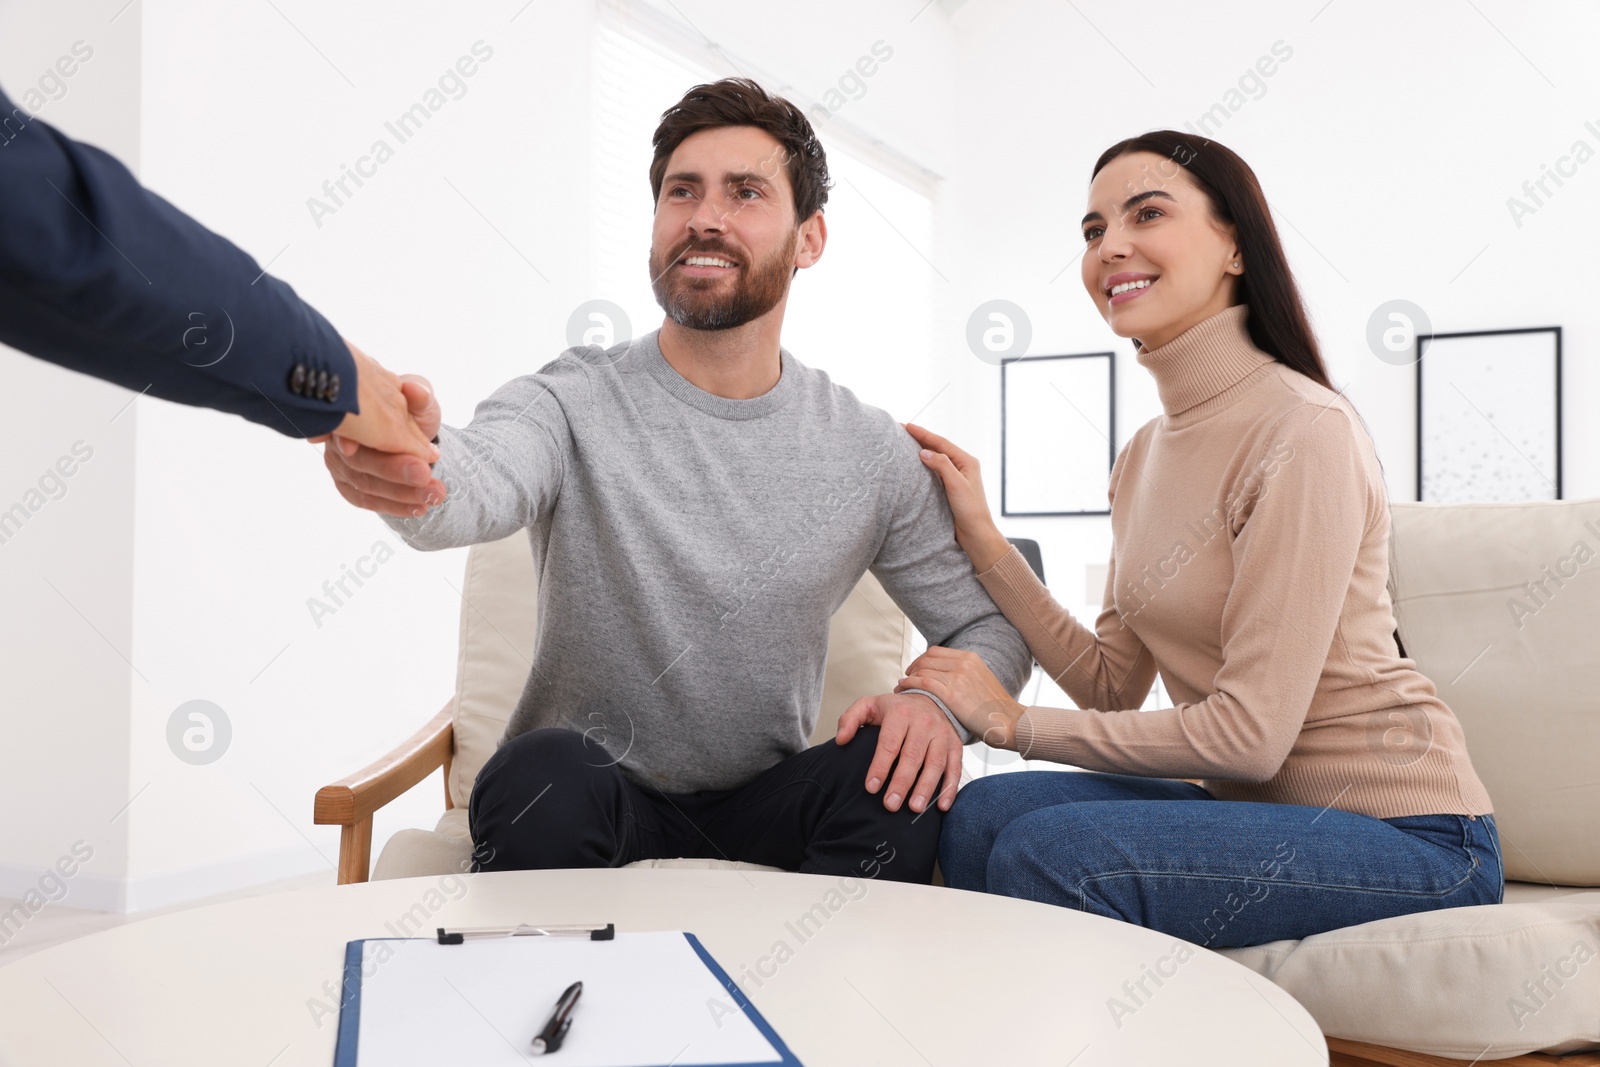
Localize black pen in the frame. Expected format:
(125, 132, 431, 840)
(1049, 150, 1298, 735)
(530, 980, 582, 1055)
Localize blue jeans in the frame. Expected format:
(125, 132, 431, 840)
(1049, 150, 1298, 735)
(939, 769, 1503, 948)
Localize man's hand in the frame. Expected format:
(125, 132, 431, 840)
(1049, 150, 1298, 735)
(835, 692, 964, 814)
(895, 646, 1026, 750)
(308, 340, 439, 463)
(321, 372, 448, 517)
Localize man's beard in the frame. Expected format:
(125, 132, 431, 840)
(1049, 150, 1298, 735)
(649, 231, 795, 332)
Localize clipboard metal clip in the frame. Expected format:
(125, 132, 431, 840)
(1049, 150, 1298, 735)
(436, 922, 616, 945)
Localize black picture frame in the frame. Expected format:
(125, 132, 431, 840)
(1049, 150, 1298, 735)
(1000, 351, 1116, 517)
(1414, 326, 1562, 503)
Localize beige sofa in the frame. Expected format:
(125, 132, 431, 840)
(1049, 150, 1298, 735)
(317, 498, 1600, 1064)
(1216, 498, 1600, 1064)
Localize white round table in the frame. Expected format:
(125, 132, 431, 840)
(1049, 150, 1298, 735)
(0, 868, 1325, 1065)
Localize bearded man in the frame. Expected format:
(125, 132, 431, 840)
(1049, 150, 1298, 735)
(320, 77, 1030, 884)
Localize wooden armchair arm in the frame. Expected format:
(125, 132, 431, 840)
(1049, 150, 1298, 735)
(315, 702, 455, 884)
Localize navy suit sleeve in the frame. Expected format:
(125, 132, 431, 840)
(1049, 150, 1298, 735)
(0, 86, 356, 437)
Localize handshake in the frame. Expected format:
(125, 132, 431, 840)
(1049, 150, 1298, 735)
(308, 341, 449, 517)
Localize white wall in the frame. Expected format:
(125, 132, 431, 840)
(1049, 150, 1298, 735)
(0, 0, 143, 910)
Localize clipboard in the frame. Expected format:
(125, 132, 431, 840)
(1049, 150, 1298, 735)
(333, 926, 803, 1066)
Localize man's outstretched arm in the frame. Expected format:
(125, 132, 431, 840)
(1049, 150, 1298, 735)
(0, 85, 432, 460)
(327, 358, 584, 552)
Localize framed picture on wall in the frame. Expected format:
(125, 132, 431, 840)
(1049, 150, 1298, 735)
(1414, 326, 1562, 503)
(1000, 352, 1116, 516)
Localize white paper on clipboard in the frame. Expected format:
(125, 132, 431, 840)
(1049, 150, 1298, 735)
(335, 930, 801, 1067)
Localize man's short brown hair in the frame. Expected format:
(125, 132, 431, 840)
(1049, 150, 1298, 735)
(650, 77, 831, 224)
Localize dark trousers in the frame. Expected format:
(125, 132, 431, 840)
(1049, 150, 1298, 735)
(468, 726, 940, 884)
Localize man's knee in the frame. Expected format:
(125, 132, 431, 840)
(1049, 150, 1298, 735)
(481, 726, 590, 776)
(470, 728, 623, 871)
(476, 727, 613, 799)
(796, 725, 893, 798)
(823, 724, 955, 791)
(874, 802, 943, 884)
(827, 724, 882, 770)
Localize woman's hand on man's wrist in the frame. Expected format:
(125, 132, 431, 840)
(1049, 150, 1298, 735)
(893, 646, 1028, 750)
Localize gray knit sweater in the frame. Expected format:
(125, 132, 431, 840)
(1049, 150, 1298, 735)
(382, 331, 1031, 793)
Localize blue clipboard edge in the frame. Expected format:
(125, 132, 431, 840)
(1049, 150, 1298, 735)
(331, 933, 804, 1067)
(681, 932, 803, 1067)
(332, 938, 367, 1067)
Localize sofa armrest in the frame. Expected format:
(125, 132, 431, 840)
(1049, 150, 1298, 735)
(314, 702, 455, 884)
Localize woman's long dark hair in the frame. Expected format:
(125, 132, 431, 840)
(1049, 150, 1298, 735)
(1092, 132, 1413, 661)
(1090, 131, 1333, 392)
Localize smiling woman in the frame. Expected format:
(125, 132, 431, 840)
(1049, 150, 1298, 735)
(1076, 135, 1329, 374)
(904, 131, 1504, 952)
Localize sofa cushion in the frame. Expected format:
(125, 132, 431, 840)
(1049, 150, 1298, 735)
(1504, 880, 1600, 905)
(816, 567, 916, 741)
(621, 858, 786, 872)
(371, 810, 473, 882)
(446, 531, 916, 810)
(446, 533, 540, 812)
(1218, 893, 1600, 1057)
(1389, 498, 1600, 885)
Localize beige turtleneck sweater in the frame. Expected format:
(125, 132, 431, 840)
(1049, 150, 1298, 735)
(978, 303, 1493, 819)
